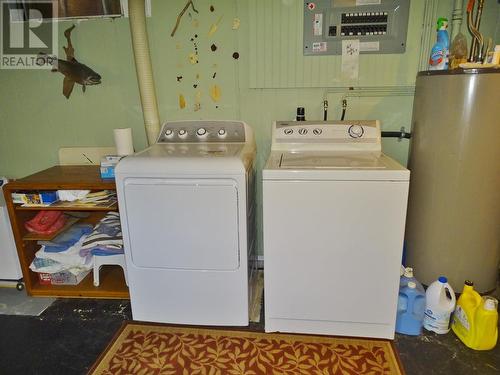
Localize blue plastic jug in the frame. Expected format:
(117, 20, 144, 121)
(396, 281, 426, 335)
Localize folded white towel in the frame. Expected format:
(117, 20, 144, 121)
(57, 190, 91, 202)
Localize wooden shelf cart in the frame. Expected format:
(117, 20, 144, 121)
(2, 165, 129, 299)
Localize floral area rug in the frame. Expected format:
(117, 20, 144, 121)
(89, 322, 404, 375)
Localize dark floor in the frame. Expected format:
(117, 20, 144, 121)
(0, 298, 498, 375)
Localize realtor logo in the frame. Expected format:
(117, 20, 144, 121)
(1, 0, 57, 69)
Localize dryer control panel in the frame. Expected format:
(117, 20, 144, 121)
(157, 121, 246, 143)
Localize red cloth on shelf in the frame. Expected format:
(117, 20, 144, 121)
(25, 211, 67, 235)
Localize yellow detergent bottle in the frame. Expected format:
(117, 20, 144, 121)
(452, 280, 499, 350)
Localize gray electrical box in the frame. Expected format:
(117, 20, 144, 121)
(303, 0, 410, 55)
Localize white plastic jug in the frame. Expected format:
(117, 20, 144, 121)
(424, 276, 456, 334)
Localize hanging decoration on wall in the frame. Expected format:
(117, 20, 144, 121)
(209, 84, 221, 102)
(208, 16, 224, 37)
(188, 34, 199, 64)
(188, 52, 199, 64)
(38, 25, 101, 99)
(179, 94, 187, 109)
(170, 1, 232, 112)
(194, 90, 202, 111)
(171, 0, 199, 37)
(232, 18, 241, 30)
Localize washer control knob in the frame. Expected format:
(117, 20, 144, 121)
(218, 128, 227, 137)
(178, 129, 188, 138)
(284, 128, 293, 135)
(298, 128, 308, 135)
(313, 128, 322, 135)
(164, 129, 174, 138)
(348, 125, 364, 138)
(197, 128, 207, 137)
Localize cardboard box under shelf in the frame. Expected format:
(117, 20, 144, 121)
(50, 270, 91, 285)
(37, 272, 52, 285)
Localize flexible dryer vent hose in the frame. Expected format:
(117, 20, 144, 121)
(128, 0, 161, 146)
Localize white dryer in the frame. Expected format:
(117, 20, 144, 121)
(116, 120, 256, 326)
(263, 120, 409, 339)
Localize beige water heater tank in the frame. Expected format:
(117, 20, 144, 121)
(405, 68, 500, 293)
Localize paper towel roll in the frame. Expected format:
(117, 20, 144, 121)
(114, 128, 134, 156)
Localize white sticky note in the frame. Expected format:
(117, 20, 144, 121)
(342, 39, 360, 80)
(356, 0, 381, 5)
(312, 42, 327, 52)
(360, 41, 380, 52)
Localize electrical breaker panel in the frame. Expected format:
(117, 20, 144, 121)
(303, 0, 410, 55)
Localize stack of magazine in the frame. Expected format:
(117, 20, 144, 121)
(51, 190, 117, 208)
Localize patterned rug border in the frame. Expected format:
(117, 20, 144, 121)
(88, 320, 405, 375)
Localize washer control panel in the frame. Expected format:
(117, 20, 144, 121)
(157, 121, 246, 143)
(274, 120, 380, 145)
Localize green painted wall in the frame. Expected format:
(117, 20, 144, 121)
(0, 0, 498, 254)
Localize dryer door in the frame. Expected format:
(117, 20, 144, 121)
(122, 178, 240, 270)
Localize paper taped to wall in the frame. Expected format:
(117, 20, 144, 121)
(341, 39, 360, 80)
(356, 0, 382, 5)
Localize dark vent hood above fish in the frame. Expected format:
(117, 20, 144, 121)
(9, 0, 123, 21)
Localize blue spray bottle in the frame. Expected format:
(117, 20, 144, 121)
(429, 18, 449, 70)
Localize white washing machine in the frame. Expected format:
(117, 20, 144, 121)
(116, 120, 256, 326)
(263, 120, 409, 339)
(0, 178, 23, 282)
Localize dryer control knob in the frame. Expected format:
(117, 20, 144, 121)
(164, 129, 174, 138)
(197, 128, 207, 137)
(218, 128, 227, 137)
(178, 129, 188, 138)
(348, 125, 364, 138)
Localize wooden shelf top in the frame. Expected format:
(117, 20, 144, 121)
(4, 165, 116, 190)
(15, 204, 118, 212)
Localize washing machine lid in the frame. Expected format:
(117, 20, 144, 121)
(280, 152, 387, 169)
(263, 151, 409, 181)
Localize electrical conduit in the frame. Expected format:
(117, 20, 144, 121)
(128, 0, 160, 146)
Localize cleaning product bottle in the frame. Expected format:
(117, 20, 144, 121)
(474, 297, 499, 350)
(423, 276, 456, 334)
(396, 281, 426, 335)
(429, 18, 449, 70)
(452, 280, 498, 350)
(400, 267, 425, 293)
(452, 280, 482, 346)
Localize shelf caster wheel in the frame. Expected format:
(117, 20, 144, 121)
(16, 282, 24, 291)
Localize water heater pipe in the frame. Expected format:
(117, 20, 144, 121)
(128, 0, 160, 146)
(450, 0, 463, 41)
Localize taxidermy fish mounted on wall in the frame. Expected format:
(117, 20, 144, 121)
(38, 25, 101, 99)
